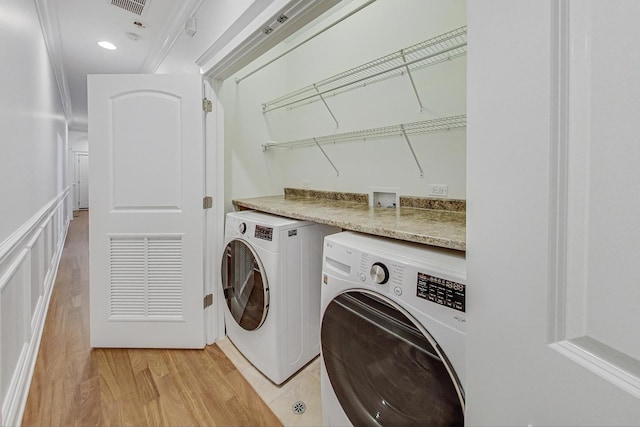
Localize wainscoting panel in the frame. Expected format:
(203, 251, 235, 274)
(0, 188, 69, 426)
(28, 229, 44, 332)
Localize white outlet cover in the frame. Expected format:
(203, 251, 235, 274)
(428, 184, 448, 197)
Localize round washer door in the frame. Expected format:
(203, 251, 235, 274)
(321, 290, 464, 426)
(220, 239, 269, 331)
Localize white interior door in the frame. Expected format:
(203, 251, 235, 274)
(88, 74, 205, 348)
(77, 154, 89, 209)
(466, 1, 640, 425)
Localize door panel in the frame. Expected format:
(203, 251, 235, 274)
(111, 91, 182, 210)
(88, 74, 204, 348)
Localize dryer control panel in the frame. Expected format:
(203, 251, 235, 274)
(416, 272, 465, 312)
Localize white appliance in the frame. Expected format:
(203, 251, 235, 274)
(221, 210, 340, 385)
(320, 231, 466, 426)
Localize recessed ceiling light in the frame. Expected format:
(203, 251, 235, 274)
(97, 41, 117, 50)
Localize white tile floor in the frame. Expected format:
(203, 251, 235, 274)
(216, 337, 323, 427)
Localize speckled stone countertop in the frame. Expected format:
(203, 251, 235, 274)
(232, 189, 466, 251)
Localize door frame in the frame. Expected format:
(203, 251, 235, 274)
(204, 79, 226, 343)
(73, 151, 89, 210)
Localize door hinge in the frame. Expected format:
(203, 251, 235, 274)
(203, 196, 213, 209)
(202, 98, 212, 113)
(204, 293, 213, 308)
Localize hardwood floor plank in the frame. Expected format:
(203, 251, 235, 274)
(142, 399, 171, 426)
(22, 211, 283, 427)
(153, 373, 200, 426)
(80, 376, 103, 426)
(133, 366, 160, 404)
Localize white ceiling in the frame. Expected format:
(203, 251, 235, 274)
(38, 0, 348, 132)
(39, 0, 202, 131)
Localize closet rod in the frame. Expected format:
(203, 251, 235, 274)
(262, 41, 466, 113)
(235, 0, 378, 84)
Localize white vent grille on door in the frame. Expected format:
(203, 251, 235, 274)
(109, 236, 183, 320)
(148, 239, 183, 316)
(110, 239, 146, 317)
(110, 0, 147, 16)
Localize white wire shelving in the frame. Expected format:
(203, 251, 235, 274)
(261, 26, 467, 125)
(262, 114, 466, 177)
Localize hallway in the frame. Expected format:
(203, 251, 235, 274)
(21, 211, 282, 426)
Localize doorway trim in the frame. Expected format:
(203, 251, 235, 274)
(73, 151, 89, 211)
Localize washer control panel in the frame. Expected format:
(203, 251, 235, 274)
(416, 272, 465, 312)
(254, 225, 273, 241)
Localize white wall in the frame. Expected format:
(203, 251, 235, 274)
(68, 130, 88, 152)
(218, 0, 466, 208)
(156, 0, 466, 213)
(0, 0, 69, 425)
(0, 0, 68, 245)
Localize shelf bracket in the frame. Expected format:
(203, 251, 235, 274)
(313, 137, 340, 176)
(401, 125, 424, 177)
(401, 49, 424, 113)
(314, 84, 339, 127)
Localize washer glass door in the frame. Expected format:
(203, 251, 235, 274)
(321, 291, 464, 426)
(221, 239, 269, 330)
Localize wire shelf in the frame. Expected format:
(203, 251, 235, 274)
(262, 26, 467, 113)
(262, 115, 466, 150)
(262, 114, 465, 177)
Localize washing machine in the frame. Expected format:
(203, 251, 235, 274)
(221, 210, 340, 385)
(320, 231, 466, 426)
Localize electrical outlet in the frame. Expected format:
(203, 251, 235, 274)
(428, 184, 448, 197)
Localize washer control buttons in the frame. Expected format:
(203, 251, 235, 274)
(238, 223, 247, 234)
(394, 286, 403, 296)
(358, 272, 367, 282)
(370, 262, 390, 285)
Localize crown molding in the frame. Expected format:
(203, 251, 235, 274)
(139, 0, 204, 73)
(34, 0, 73, 124)
(199, 0, 341, 81)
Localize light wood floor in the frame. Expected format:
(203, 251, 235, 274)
(22, 211, 282, 427)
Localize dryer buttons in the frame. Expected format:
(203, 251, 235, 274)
(358, 272, 366, 282)
(393, 286, 403, 296)
(238, 223, 247, 234)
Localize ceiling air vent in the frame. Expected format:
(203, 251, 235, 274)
(111, 0, 147, 16)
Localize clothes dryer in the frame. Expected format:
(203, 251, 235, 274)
(221, 210, 339, 385)
(320, 231, 466, 426)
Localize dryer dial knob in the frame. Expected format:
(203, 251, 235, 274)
(370, 262, 389, 284)
(238, 223, 247, 234)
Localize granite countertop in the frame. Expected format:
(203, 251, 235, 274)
(232, 189, 466, 251)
